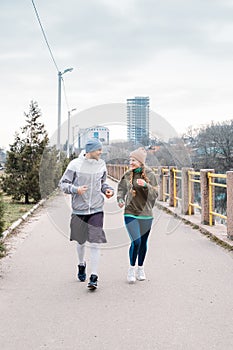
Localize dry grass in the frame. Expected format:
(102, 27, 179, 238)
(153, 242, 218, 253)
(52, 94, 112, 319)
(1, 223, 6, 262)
(2, 195, 34, 231)
(0, 194, 35, 258)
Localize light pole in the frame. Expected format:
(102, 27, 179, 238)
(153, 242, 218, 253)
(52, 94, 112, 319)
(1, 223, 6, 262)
(72, 125, 79, 151)
(67, 108, 77, 158)
(57, 67, 73, 151)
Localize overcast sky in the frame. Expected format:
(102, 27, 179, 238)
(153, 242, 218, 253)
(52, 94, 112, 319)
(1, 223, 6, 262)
(1, 0, 233, 149)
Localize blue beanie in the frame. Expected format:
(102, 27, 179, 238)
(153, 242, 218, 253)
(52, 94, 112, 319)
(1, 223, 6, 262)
(85, 138, 102, 153)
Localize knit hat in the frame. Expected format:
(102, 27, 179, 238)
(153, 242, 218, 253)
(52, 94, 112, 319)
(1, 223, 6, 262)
(85, 138, 102, 153)
(129, 147, 147, 165)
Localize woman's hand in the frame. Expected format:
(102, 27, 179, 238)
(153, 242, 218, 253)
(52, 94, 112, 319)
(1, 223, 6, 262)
(118, 199, 125, 208)
(136, 179, 147, 187)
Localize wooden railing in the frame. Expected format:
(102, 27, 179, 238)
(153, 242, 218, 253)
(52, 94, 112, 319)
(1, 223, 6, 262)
(107, 164, 233, 240)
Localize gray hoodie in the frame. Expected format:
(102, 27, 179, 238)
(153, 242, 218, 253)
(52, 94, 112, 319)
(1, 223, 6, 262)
(59, 151, 114, 215)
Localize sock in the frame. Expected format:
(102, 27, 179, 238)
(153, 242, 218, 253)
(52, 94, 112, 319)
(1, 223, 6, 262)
(76, 243, 85, 265)
(90, 243, 100, 276)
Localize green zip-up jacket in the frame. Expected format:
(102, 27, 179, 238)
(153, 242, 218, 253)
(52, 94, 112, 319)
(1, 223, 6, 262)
(117, 166, 158, 217)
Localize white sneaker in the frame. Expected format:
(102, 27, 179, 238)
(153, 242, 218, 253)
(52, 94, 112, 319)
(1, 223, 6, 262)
(136, 266, 146, 281)
(127, 267, 136, 283)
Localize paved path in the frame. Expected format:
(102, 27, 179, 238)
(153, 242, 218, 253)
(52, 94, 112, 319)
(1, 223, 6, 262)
(1, 180, 233, 350)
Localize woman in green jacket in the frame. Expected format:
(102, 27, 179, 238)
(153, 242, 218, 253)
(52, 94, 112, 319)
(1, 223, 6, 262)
(117, 147, 158, 283)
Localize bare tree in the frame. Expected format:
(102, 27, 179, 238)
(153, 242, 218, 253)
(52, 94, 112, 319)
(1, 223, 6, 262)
(193, 120, 233, 172)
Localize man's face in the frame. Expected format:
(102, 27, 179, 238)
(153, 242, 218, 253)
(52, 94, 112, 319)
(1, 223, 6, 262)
(88, 148, 103, 160)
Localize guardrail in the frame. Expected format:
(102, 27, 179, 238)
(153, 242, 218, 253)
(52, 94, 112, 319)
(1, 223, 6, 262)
(174, 168, 182, 207)
(107, 164, 233, 240)
(208, 172, 227, 226)
(188, 170, 201, 215)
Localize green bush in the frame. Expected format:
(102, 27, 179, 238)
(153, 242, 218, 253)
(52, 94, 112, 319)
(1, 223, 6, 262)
(0, 191, 5, 235)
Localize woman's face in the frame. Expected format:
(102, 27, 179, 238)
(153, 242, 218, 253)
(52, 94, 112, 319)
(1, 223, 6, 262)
(129, 157, 141, 170)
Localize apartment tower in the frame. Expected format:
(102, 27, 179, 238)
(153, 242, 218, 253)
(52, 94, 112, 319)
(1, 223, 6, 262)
(127, 96, 150, 144)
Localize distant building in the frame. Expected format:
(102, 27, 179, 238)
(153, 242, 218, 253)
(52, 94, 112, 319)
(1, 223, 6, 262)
(0, 148, 6, 165)
(127, 96, 150, 144)
(77, 125, 110, 149)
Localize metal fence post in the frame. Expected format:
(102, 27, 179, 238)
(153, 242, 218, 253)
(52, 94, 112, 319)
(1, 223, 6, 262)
(182, 167, 194, 215)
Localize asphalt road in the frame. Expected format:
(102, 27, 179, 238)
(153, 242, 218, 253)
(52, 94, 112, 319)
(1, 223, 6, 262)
(1, 180, 233, 350)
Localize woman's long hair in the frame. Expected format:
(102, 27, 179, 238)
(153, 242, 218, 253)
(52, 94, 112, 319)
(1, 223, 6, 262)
(129, 165, 150, 197)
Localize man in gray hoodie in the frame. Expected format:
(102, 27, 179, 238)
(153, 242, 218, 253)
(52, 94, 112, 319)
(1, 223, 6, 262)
(60, 138, 114, 290)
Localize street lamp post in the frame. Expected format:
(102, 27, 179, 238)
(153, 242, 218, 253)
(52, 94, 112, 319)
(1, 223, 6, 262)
(67, 108, 77, 158)
(57, 67, 73, 152)
(72, 125, 79, 151)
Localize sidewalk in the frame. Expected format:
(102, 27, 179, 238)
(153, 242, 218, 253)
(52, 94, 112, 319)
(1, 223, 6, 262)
(155, 200, 233, 251)
(1, 180, 233, 349)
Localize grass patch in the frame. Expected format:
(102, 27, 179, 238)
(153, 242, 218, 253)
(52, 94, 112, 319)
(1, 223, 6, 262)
(0, 194, 35, 258)
(2, 195, 35, 231)
(0, 243, 6, 258)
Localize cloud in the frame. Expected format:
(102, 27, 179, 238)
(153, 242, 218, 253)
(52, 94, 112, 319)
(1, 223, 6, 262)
(1, 0, 233, 148)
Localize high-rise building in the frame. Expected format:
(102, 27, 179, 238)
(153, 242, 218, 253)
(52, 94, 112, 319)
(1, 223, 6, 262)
(127, 96, 150, 144)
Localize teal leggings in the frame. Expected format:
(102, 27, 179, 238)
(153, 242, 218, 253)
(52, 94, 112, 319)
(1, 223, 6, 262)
(124, 216, 153, 266)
